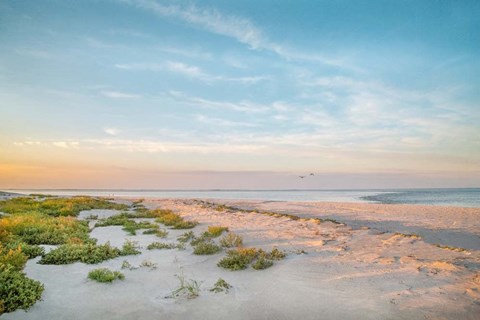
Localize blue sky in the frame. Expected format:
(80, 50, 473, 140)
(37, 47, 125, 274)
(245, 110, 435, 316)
(0, 0, 479, 189)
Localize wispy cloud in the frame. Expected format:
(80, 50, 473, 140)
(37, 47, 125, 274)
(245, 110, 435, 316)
(100, 90, 142, 99)
(120, 0, 345, 68)
(115, 61, 267, 84)
(195, 115, 258, 127)
(104, 128, 121, 136)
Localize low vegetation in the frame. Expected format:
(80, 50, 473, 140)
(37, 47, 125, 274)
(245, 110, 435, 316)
(177, 231, 195, 243)
(167, 274, 201, 299)
(153, 209, 198, 229)
(218, 247, 286, 271)
(0, 195, 136, 314)
(204, 226, 228, 238)
(200, 201, 344, 226)
(147, 242, 176, 250)
(219, 232, 243, 248)
(88, 268, 125, 283)
(0, 196, 128, 217)
(0, 265, 44, 314)
(434, 244, 467, 252)
(38, 240, 140, 265)
(209, 278, 232, 293)
(193, 241, 222, 255)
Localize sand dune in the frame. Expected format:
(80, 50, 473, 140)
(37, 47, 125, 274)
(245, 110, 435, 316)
(5, 199, 479, 319)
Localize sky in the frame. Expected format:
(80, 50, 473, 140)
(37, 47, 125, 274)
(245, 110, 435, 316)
(0, 0, 479, 189)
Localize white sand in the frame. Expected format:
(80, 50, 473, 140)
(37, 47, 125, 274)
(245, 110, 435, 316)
(4, 199, 480, 320)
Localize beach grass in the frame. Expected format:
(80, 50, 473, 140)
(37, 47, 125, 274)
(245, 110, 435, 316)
(88, 268, 125, 283)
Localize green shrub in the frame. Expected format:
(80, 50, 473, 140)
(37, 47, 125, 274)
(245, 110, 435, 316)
(88, 268, 124, 283)
(120, 240, 141, 256)
(0, 265, 44, 314)
(38, 242, 124, 265)
(0, 245, 27, 271)
(219, 233, 243, 248)
(265, 248, 286, 260)
(252, 256, 274, 270)
(193, 241, 222, 255)
(147, 242, 176, 250)
(205, 226, 228, 238)
(209, 278, 232, 293)
(217, 248, 259, 271)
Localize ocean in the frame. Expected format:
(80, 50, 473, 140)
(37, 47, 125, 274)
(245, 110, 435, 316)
(2, 188, 479, 208)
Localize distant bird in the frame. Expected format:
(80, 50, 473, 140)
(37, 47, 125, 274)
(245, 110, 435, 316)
(309, 173, 315, 176)
(299, 176, 306, 179)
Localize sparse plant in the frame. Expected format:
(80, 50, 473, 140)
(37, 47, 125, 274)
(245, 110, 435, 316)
(265, 248, 286, 260)
(121, 260, 136, 270)
(217, 248, 259, 271)
(167, 274, 201, 299)
(85, 214, 98, 220)
(434, 244, 467, 252)
(177, 231, 195, 243)
(153, 210, 198, 229)
(219, 232, 243, 248)
(252, 256, 274, 270)
(140, 259, 158, 269)
(88, 268, 124, 283)
(120, 240, 141, 256)
(193, 241, 222, 255)
(155, 229, 169, 238)
(147, 242, 176, 250)
(205, 226, 228, 238)
(209, 278, 232, 293)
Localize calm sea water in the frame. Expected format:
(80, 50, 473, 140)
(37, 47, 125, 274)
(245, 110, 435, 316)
(2, 188, 479, 208)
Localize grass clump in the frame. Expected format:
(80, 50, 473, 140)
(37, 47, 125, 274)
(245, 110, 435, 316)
(147, 242, 176, 250)
(120, 240, 141, 255)
(153, 209, 198, 229)
(88, 268, 124, 283)
(121, 260, 136, 270)
(265, 248, 286, 260)
(217, 248, 259, 271)
(209, 278, 232, 293)
(139, 260, 158, 269)
(204, 226, 228, 238)
(167, 274, 201, 299)
(218, 247, 286, 271)
(252, 256, 274, 270)
(219, 232, 243, 248)
(193, 241, 222, 255)
(38, 240, 138, 265)
(0, 265, 44, 314)
(177, 231, 195, 243)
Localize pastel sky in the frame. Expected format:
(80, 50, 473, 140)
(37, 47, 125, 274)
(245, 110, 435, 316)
(1, 0, 479, 189)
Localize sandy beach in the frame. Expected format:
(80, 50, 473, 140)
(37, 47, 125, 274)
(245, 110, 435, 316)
(3, 198, 480, 320)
